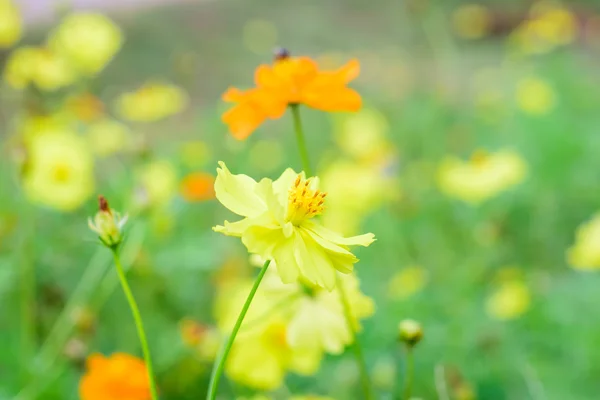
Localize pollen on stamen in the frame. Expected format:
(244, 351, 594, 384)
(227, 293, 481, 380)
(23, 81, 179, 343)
(287, 174, 328, 224)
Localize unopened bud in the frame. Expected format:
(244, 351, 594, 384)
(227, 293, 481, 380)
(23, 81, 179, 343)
(398, 319, 423, 347)
(88, 195, 128, 250)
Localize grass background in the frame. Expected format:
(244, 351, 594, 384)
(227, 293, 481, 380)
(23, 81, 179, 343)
(2, 0, 600, 399)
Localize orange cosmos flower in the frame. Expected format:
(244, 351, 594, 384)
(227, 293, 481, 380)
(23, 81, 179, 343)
(222, 49, 361, 140)
(79, 353, 152, 400)
(180, 172, 215, 202)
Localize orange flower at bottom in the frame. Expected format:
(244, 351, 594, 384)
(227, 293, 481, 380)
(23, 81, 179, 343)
(180, 172, 215, 202)
(79, 353, 151, 400)
(222, 53, 361, 140)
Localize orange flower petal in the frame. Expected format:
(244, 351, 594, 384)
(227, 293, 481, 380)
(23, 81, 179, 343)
(303, 87, 362, 112)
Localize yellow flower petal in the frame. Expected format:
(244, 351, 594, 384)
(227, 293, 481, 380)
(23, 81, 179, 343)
(294, 230, 337, 290)
(304, 220, 376, 247)
(215, 161, 266, 217)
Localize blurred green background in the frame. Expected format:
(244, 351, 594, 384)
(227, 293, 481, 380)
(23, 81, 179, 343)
(2, 0, 600, 399)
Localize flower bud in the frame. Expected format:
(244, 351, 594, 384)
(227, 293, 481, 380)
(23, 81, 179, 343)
(398, 319, 423, 347)
(88, 195, 128, 250)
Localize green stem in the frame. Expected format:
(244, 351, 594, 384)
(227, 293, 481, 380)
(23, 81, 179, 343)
(338, 277, 375, 400)
(19, 216, 35, 384)
(206, 260, 271, 400)
(290, 104, 313, 176)
(112, 251, 159, 400)
(403, 346, 414, 400)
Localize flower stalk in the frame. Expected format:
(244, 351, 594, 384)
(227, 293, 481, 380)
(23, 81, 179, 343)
(292, 109, 374, 399)
(206, 259, 271, 400)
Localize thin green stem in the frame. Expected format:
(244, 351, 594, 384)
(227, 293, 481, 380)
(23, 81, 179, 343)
(206, 260, 271, 400)
(403, 346, 414, 400)
(112, 251, 159, 400)
(290, 104, 313, 176)
(19, 215, 35, 384)
(338, 277, 375, 400)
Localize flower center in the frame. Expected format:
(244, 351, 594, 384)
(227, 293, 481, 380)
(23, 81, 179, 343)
(52, 163, 71, 183)
(470, 150, 490, 167)
(286, 175, 327, 225)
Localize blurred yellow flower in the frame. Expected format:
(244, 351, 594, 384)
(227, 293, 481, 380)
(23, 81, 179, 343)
(23, 131, 94, 211)
(334, 108, 390, 162)
(321, 159, 398, 235)
(116, 82, 188, 122)
(49, 13, 122, 75)
(567, 214, 600, 270)
(242, 19, 278, 55)
(86, 118, 131, 157)
(486, 280, 531, 320)
(437, 149, 526, 204)
(19, 111, 74, 143)
(516, 77, 556, 116)
(226, 316, 321, 390)
(179, 318, 206, 347)
(451, 4, 492, 39)
(213, 162, 375, 290)
(387, 266, 428, 300)
(0, 0, 22, 48)
(136, 160, 178, 207)
(510, 2, 577, 55)
(4, 47, 76, 90)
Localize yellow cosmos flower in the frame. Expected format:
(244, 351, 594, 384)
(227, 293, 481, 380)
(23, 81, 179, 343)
(486, 280, 531, 320)
(437, 149, 526, 204)
(333, 108, 390, 162)
(213, 162, 376, 290)
(0, 0, 22, 48)
(252, 266, 374, 355)
(135, 160, 178, 208)
(49, 12, 122, 75)
(226, 316, 321, 390)
(567, 214, 600, 270)
(116, 82, 188, 122)
(215, 275, 322, 390)
(4, 46, 76, 90)
(516, 77, 556, 116)
(86, 118, 132, 157)
(23, 131, 94, 211)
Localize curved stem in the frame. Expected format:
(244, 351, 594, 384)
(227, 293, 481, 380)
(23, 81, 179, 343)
(290, 104, 313, 176)
(112, 251, 159, 400)
(337, 276, 375, 400)
(206, 260, 271, 400)
(403, 346, 414, 400)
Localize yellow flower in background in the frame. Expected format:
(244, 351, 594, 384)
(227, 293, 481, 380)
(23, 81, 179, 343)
(213, 162, 375, 290)
(437, 149, 526, 204)
(509, 2, 577, 55)
(387, 266, 428, 300)
(242, 19, 278, 55)
(49, 12, 122, 75)
(226, 316, 321, 390)
(116, 82, 188, 122)
(516, 77, 556, 116)
(86, 118, 132, 157)
(0, 0, 22, 48)
(4, 47, 76, 90)
(23, 131, 94, 211)
(18, 111, 74, 143)
(135, 160, 178, 207)
(486, 280, 531, 320)
(451, 4, 492, 40)
(567, 214, 600, 270)
(321, 159, 398, 235)
(333, 108, 390, 162)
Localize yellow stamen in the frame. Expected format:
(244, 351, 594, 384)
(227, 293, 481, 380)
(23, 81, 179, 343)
(287, 174, 327, 225)
(52, 164, 71, 183)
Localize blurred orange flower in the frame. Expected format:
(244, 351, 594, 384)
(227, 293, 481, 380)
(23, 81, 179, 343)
(79, 353, 151, 400)
(222, 51, 361, 140)
(180, 172, 215, 202)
